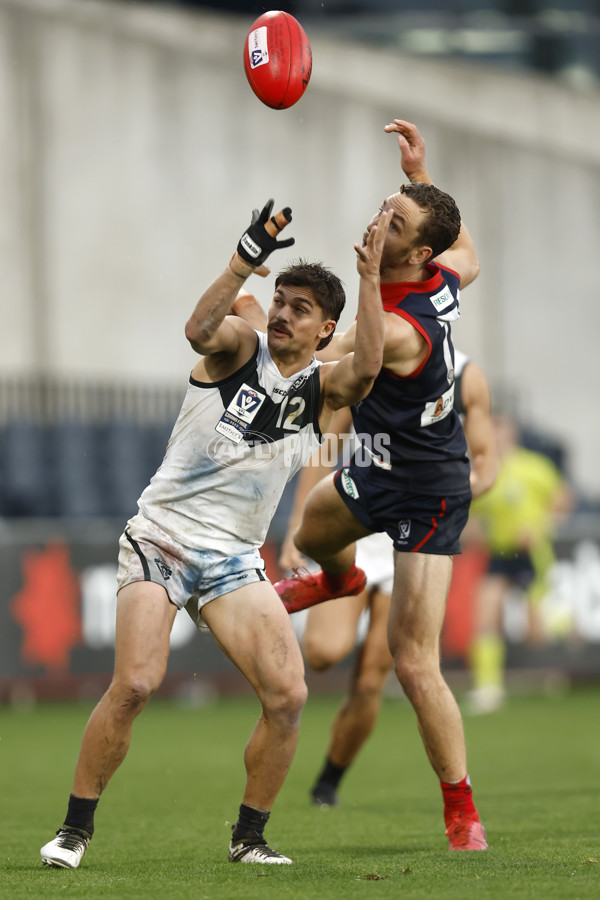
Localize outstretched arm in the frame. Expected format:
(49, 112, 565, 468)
(320, 210, 392, 413)
(385, 119, 480, 289)
(461, 361, 497, 498)
(184, 200, 294, 355)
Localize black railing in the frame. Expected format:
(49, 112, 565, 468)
(0, 375, 185, 518)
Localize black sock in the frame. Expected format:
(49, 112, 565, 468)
(231, 803, 270, 844)
(63, 794, 98, 836)
(314, 758, 348, 790)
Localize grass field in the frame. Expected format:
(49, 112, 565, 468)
(2, 686, 600, 899)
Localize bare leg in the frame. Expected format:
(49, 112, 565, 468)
(201, 581, 307, 810)
(327, 588, 393, 768)
(72, 581, 176, 798)
(388, 552, 467, 782)
(294, 474, 372, 572)
(302, 591, 368, 671)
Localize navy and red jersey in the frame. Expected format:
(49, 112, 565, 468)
(351, 262, 470, 497)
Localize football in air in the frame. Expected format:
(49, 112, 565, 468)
(243, 10, 312, 110)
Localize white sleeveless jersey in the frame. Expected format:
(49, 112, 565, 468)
(139, 331, 323, 556)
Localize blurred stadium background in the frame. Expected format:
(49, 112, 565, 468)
(1, 0, 599, 702)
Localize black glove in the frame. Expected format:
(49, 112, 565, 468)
(236, 199, 295, 267)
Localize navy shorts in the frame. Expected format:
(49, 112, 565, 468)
(334, 465, 471, 555)
(487, 552, 535, 589)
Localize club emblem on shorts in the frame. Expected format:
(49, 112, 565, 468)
(154, 559, 172, 580)
(398, 520, 411, 543)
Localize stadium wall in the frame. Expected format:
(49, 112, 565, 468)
(1, 0, 600, 495)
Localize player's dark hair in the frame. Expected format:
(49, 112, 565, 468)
(399, 182, 461, 261)
(275, 260, 346, 349)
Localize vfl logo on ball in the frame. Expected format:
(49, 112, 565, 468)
(397, 520, 411, 545)
(248, 26, 269, 69)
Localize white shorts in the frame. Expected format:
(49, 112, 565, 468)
(117, 513, 268, 626)
(356, 531, 394, 595)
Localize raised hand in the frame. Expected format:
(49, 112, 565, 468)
(236, 199, 295, 267)
(354, 208, 393, 277)
(384, 119, 428, 183)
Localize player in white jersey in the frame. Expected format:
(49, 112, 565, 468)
(40, 199, 393, 870)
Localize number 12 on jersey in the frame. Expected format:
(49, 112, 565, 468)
(276, 396, 305, 432)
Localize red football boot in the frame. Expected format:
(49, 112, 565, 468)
(441, 775, 487, 851)
(446, 816, 488, 851)
(274, 565, 367, 614)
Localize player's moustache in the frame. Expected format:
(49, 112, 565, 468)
(268, 320, 292, 336)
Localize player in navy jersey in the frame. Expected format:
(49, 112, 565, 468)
(275, 120, 488, 851)
(269, 350, 495, 810)
(40, 200, 392, 870)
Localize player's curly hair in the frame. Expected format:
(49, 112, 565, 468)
(275, 260, 346, 350)
(399, 182, 461, 261)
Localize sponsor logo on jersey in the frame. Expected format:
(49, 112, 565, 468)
(420, 383, 455, 427)
(397, 520, 411, 544)
(248, 26, 269, 69)
(154, 559, 172, 580)
(429, 285, 455, 313)
(291, 373, 309, 391)
(340, 468, 359, 500)
(216, 384, 266, 444)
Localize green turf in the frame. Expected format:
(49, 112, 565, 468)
(2, 687, 600, 899)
